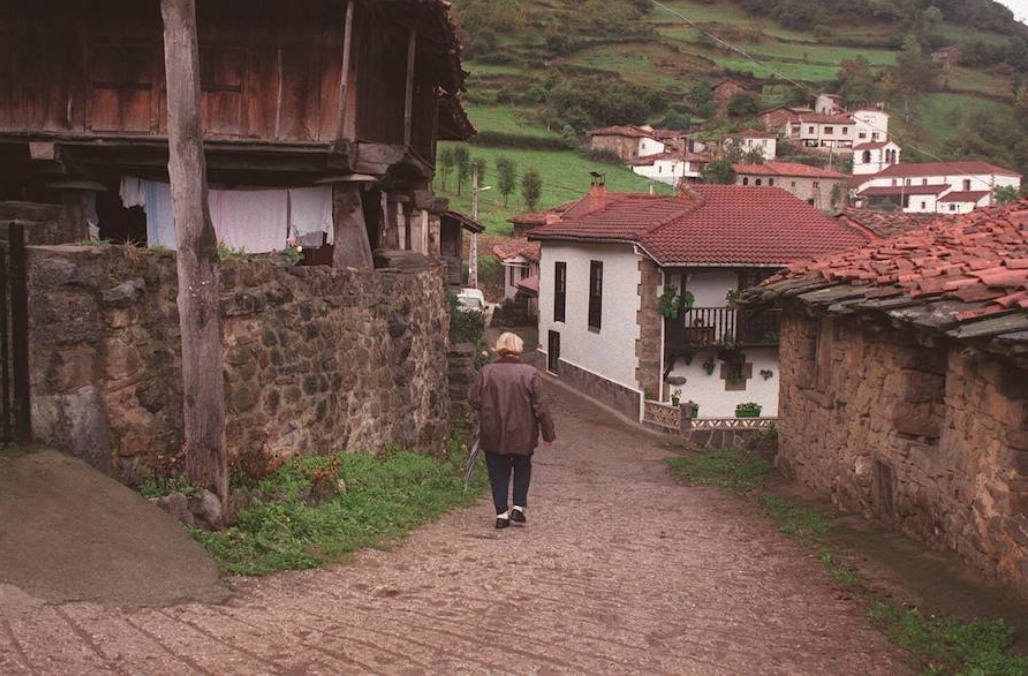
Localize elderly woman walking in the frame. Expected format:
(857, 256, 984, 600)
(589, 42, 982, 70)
(470, 332, 556, 529)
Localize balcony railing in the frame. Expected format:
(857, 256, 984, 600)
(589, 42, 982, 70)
(666, 307, 781, 352)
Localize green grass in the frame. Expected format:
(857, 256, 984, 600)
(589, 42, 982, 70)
(436, 143, 671, 235)
(666, 449, 773, 494)
(138, 474, 200, 499)
(465, 104, 560, 139)
(194, 442, 487, 575)
(666, 447, 1028, 673)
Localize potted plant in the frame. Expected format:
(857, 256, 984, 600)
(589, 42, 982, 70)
(670, 389, 682, 407)
(735, 402, 762, 418)
(658, 287, 695, 320)
(701, 356, 716, 375)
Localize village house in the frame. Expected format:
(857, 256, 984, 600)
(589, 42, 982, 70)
(833, 207, 955, 239)
(587, 125, 688, 163)
(526, 181, 868, 424)
(756, 105, 810, 133)
(745, 201, 1028, 597)
(853, 141, 902, 176)
(493, 240, 541, 303)
(629, 151, 710, 186)
(855, 161, 1022, 214)
(1, 0, 480, 479)
(814, 93, 845, 115)
(786, 113, 857, 149)
(733, 161, 849, 211)
(852, 108, 890, 144)
(723, 131, 777, 162)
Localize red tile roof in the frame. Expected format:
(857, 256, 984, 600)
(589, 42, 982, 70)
(492, 239, 541, 263)
(734, 161, 848, 179)
(859, 184, 950, 197)
(938, 190, 991, 203)
(872, 161, 1021, 179)
(516, 275, 539, 295)
(589, 125, 684, 140)
(853, 141, 893, 150)
(755, 201, 1028, 349)
(835, 208, 958, 239)
(627, 151, 709, 166)
(528, 186, 868, 266)
(790, 113, 856, 125)
(727, 130, 778, 139)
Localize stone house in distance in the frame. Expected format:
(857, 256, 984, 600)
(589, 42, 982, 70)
(747, 201, 1028, 597)
(733, 162, 849, 211)
(527, 181, 868, 422)
(587, 125, 687, 163)
(855, 161, 1022, 214)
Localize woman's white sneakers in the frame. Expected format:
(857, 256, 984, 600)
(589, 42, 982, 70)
(496, 511, 511, 529)
(511, 506, 526, 526)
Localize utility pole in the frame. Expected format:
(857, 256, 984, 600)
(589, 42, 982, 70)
(469, 165, 479, 289)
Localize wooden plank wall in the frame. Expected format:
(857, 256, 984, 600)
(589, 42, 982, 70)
(0, 0, 348, 144)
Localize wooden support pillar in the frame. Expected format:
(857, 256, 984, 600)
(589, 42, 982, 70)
(161, 0, 228, 513)
(335, 0, 355, 143)
(419, 209, 429, 255)
(397, 202, 407, 250)
(403, 26, 417, 148)
(331, 182, 374, 269)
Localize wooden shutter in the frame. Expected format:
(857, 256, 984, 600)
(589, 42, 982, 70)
(588, 260, 603, 331)
(554, 261, 566, 323)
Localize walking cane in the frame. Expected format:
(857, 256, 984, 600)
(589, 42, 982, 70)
(463, 424, 481, 491)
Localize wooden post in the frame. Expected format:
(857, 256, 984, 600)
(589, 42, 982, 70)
(161, 0, 228, 511)
(419, 209, 429, 254)
(403, 26, 417, 148)
(335, 0, 355, 143)
(397, 202, 407, 250)
(332, 182, 374, 269)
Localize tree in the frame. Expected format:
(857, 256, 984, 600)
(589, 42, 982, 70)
(891, 35, 942, 123)
(727, 91, 760, 118)
(160, 0, 228, 514)
(994, 185, 1021, 204)
(453, 145, 470, 196)
(438, 147, 455, 191)
(837, 56, 881, 109)
(741, 147, 766, 165)
(521, 168, 543, 211)
(701, 159, 737, 184)
(496, 157, 517, 207)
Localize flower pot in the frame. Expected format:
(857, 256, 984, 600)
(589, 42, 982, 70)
(736, 411, 760, 418)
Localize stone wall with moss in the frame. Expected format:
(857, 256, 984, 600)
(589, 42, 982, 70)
(28, 245, 451, 482)
(777, 306, 1028, 597)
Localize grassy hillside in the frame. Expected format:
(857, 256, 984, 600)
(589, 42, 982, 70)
(447, 0, 1028, 213)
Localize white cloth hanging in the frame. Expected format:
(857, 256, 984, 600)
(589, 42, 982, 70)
(288, 186, 334, 245)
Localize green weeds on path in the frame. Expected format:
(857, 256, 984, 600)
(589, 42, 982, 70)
(194, 442, 487, 576)
(667, 449, 1028, 674)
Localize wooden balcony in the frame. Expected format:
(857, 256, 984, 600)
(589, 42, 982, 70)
(666, 307, 781, 353)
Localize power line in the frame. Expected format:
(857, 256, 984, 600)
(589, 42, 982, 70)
(647, 0, 1009, 197)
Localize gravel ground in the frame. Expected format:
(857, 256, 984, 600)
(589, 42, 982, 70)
(0, 383, 911, 674)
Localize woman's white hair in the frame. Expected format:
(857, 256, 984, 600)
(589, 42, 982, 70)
(494, 332, 524, 356)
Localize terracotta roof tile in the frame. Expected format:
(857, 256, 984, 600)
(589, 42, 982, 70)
(492, 239, 541, 262)
(734, 161, 848, 179)
(529, 186, 868, 266)
(938, 190, 990, 203)
(858, 184, 950, 197)
(871, 161, 1021, 179)
(766, 200, 1028, 337)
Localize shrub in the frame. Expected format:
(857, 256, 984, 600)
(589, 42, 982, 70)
(448, 290, 486, 345)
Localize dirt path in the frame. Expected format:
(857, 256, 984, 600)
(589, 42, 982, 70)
(0, 384, 910, 674)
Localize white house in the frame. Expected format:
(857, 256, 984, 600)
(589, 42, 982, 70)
(588, 125, 688, 163)
(853, 141, 901, 175)
(855, 161, 1022, 213)
(786, 113, 857, 148)
(724, 131, 777, 161)
(630, 151, 710, 186)
(815, 93, 844, 115)
(493, 240, 541, 301)
(852, 108, 890, 144)
(527, 182, 869, 423)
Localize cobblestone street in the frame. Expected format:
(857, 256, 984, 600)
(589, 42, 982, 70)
(0, 384, 910, 674)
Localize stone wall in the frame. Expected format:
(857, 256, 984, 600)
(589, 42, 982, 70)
(28, 244, 452, 482)
(777, 306, 1028, 596)
(556, 358, 641, 421)
(635, 258, 662, 399)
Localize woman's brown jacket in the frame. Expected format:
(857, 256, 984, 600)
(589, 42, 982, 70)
(470, 356, 556, 455)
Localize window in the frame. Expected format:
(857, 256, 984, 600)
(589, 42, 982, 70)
(904, 178, 911, 186)
(812, 181, 820, 188)
(859, 132, 867, 139)
(872, 132, 880, 140)
(920, 201, 927, 210)
(842, 127, 849, 135)
(791, 181, 797, 188)
(768, 178, 775, 186)
(808, 126, 815, 134)
(922, 178, 928, 185)
(721, 357, 753, 392)
(949, 204, 956, 212)
(807, 198, 815, 206)
(824, 126, 834, 134)
(509, 265, 517, 287)
(963, 179, 972, 191)
(892, 179, 898, 186)
(742, 177, 750, 185)
(755, 178, 763, 186)
(554, 262, 566, 323)
(588, 261, 603, 331)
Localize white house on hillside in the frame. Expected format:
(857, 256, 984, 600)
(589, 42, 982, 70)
(853, 141, 901, 175)
(786, 113, 857, 148)
(815, 93, 844, 115)
(629, 151, 710, 186)
(588, 125, 687, 163)
(852, 108, 890, 144)
(724, 131, 777, 161)
(526, 182, 869, 423)
(855, 161, 1022, 213)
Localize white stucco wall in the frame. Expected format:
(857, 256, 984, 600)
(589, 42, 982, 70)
(666, 347, 780, 418)
(683, 269, 738, 307)
(638, 138, 666, 158)
(632, 159, 699, 186)
(501, 258, 532, 300)
(853, 110, 889, 142)
(538, 242, 644, 390)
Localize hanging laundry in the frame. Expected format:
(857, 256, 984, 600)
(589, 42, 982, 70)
(208, 188, 288, 254)
(288, 186, 334, 245)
